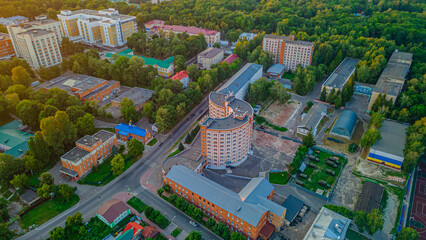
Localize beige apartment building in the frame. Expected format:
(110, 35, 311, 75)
(57, 9, 137, 47)
(197, 47, 224, 70)
(263, 34, 314, 71)
(14, 29, 62, 69)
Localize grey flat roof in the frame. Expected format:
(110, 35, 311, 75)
(323, 58, 359, 89)
(93, 130, 115, 142)
(299, 103, 327, 130)
(112, 87, 155, 107)
(267, 64, 285, 75)
(59, 9, 135, 20)
(62, 130, 114, 162)
(371, 120, 407, 157)
(61, 146, 90, 162)
(165, 165, 286, 227)
(19, 29, 53, 37)
(198, 47, 223, 59)
(218, 63, 262, 96)
(76, 135, 101, 147)
(264, 34, 314, 46)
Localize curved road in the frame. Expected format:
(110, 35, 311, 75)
(17, 97, 218, 240)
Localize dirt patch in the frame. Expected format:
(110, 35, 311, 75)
(354, 159, 407, 186)
(253, 130, 300, 157)
(382, 191, 399, 237)
(323, 120, 365, 154)
(260, 101, 300, 127)
(281, 210, 317, 240)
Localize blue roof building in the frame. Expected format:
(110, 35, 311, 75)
(282, 195, 305, 224)
(330, 110, 358, 140)
(114, 123, 152, 144)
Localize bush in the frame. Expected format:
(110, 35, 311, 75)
(290, 145, 309, 174)
(348, 143, 358, 153)
(307, 101, 314, 108)
(324, 204, 354, 219)
(178, 142, 184, 151)
(157, 188, 164, 196)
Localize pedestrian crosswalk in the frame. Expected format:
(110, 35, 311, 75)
(131, 185, 146, 196)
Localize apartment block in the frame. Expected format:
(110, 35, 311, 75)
(58, 8, 137, 47)
(43, 73, 121, 102)
(60, 130, 118, 180)
(263, 34, 314, 71)
(146, 20, 220, 47)
(0, 33, 15, 60)
(164, 165, 287, 239)
(197, 47, 224, 70)
(0, 16, 28, 26)
(367, 51, 413, 112)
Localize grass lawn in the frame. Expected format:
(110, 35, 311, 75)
(317, 116, 329, 132)
(20, 194, 80, 229)
(171, 227, 182, 237)
(167, 149, 182, 158)
(297, 150, 345, 193)
(127, 197, 146, 213)
(0, 184, 9, 195)
(269, 172, 290, 185)
(147, 138, 158, 146)
(265, 122, 288, 132)
(346, 228, 371, 240)
(281, 72, 295, 80)
(3, 190, 13, 199)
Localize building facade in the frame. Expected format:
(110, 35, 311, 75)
(201, 92, 253, 168)
(96, 199, 131, 228)
(0, 33, 15, 60)
(367, 51, 413, 112)
(43, 73, 121, 102)
(263, 35, 314, 71)
(218, 63, 263, 100)
(164, 165, 286, 240)
(58, 9, 137, 47)
(197, 47, 224, 70)
(60, 130, 118, 180)
(114, 123, 152, 144)
(7, 19, 63, 69)
(146, 21, 220, 47)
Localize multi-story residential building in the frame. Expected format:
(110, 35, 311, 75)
(367, 51, 413, 112)
(14, 29, 62, 69)
(60, 130, 118, 180)
(218, 63, 263, 100)
(7, 19, 63, 68)
(0, 16, 28, 26)
(197, 47, 224, 70)
(201, 92, 253, 168)
(262, 34, 314, 71)
(145, 21, 220, 47)
(0, 33, 15, 60)
(114, 122, 153, 144)
(164, 165, 287, 240)
(322, 58, 359, 93)
(171, 70, 189, 88)
(105, 48, 175, 77)
(57, 9, 137, 47)
(43, 73, 121, 102)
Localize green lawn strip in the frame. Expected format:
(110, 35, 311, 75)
(265, 122, 288, 132)
(269, 172, 290, 185)
(127, 197, 146, 213)
(0, 184, 9, 195)
(20, 194, 80, 229)
(346, 227, 371, 240)
(10, 193, 19, 202)
(167, 149, 182, 158)
(3, 190, 13, 199)
(155, 235, 168, 240)
(171, 227, 182, 237)
(281, 72, 295, 80)
(147, 138, 158, 146)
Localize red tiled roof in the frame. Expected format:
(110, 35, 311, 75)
(159, 25, 218, 36)
(171, 70, 188, 80)
(96, 199, 130, 223)
(221, 54, 238, 64)
(145, 20, 165, 26)
(123, 222, 144, 236)
(141, 226, 159, 238)
(259, 222, 275, 239)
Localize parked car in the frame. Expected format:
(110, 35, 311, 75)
(190, 220, 198, 227)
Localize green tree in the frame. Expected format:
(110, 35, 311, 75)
(57, 184, 75, 202)
(396, 227, 419, 240)
(37, 183, 53, 199)
(5, 84, 30, 100)
(0, 154, 24, 185)
(231, 232, 247, 240)
(360, 126, 381, 148)
(366, 209, 384, 235)
(40, 172, 54, 186)
(186, 64, 200, 81)
(0, 197, 9, 222)
(10, 173, 29, 191)
(11, 66, 33, 87)
(111, 154, 125, 176)
(185, 231, 202, 240)
(303, 129, 316, 148)
(355, 211, 367, 232)
(178, 142, 184, 151)
(76, 113, 95, 137)
(213, 42, 221, 48)
(16, 100, 44, 130)
(40, 111, 77, 156)
(28, 131, 50, 164)
(142, 102, 155, 121)
(39, 105, 59, 122)
(127, 138, 145, 158)
(49, 226, 66, 240)
(65, 105, 85, 123)
(155, 105, 175, 132)
(0, 222, 15, 240)
(121, 98, 138, 122)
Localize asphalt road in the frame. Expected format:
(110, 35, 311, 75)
(17, 98, 210, 240)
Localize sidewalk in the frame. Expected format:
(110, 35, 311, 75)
(142, 217, 175, 240)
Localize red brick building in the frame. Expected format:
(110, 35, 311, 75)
(0, 33, 15, 60)
(60, 130, 118, 180)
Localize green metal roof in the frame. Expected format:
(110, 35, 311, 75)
(0, 120, 33, 158)
(105, 48, 174, 69)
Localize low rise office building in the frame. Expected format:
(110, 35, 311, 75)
(111, 87, 155, 111)
(297, 103, 327, 136)
(367, 51, 413, 111)
(197, 47, 224, 70)
(43, 73, 121, 102)
(164, 165, 287, 239)
(263, 34, 314, 71)
(322, 58, 359, 94)
(58, 9, 137, 47)
(60, 130, 118, 180)
(0, 33, 15, 60)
